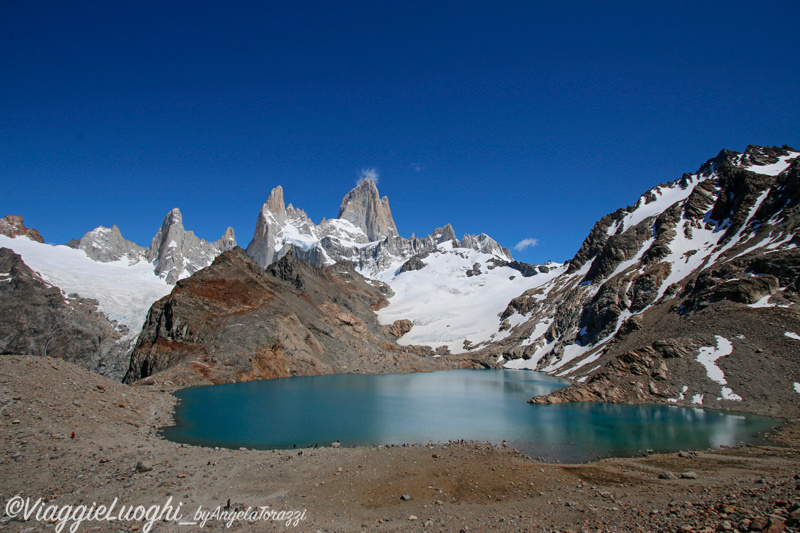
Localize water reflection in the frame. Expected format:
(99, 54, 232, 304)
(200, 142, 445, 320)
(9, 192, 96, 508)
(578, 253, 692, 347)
(163, 369, 777, 463)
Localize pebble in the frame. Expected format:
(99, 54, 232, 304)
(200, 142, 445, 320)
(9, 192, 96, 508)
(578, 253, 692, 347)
(134, 461, 152, 473)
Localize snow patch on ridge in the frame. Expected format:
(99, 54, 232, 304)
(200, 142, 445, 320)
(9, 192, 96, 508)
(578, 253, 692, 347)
(667, 385, 689, 403)
(742, 153, 799, 176)
(616, 174, 708, 234)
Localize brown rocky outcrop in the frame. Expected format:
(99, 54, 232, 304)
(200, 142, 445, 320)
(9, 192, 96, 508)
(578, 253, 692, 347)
(0, 215, 44, 243)
(125, 247, 449, 387)
(384, 319, 414, 338)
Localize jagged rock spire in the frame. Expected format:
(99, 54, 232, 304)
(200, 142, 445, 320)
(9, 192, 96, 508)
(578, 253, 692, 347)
(337, 178, 398, 241)
(247, 186, 288, 267)
(147, 208, 237, 284)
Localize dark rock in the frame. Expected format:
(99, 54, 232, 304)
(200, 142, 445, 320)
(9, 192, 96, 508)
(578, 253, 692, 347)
(387, 319, 413, 338)
(466, 262, 482, 277)
(398, 254, 428, 273)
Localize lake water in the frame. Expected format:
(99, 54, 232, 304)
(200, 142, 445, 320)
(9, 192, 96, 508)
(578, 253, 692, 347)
(162, 369, 778, 463)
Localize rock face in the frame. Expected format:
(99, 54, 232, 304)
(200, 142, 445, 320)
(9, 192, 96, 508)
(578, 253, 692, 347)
(124, 248, 450, 387)
(485, 145, 800, 416)
(246, 185, 287, 267)
(461, 234, 513, 262)
(66, 225, 147, 263)
(145, 208, 237, 284)
(0, 215, 43, 243)
(0, 248, 130, 378)
(245, 181, 515, 275)
(66, 209, 237, 284)
(337, 178, 398, 241)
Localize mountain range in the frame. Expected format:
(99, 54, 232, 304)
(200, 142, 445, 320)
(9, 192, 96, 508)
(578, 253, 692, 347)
(1, 145, 799, 416)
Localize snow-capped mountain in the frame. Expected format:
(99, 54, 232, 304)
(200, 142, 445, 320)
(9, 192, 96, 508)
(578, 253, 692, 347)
(240, 176, 556, 354)
(245, 177, 514, 274)
(2, 144, 798, 406)
(67, 208, 237, 284)
(373, 241, 563, 354)
(0, 177, 526, 377)
(485, 145, 800, 415)
(0, 208, 237, 377)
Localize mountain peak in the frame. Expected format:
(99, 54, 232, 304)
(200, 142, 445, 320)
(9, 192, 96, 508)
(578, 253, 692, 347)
(147, 208, 236, 284)
(337, 179, 398, 241)
(167, 207, 183, 224)
(68, 224, 146, 263)
(265, 185, 286, 220)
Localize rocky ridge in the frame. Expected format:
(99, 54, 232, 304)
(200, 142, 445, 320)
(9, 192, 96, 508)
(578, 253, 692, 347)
(66, 224, 147, 263)
(0, 215, 43, 243)
(245, 178, 514, 275)
(124, 247, 458, 387)
(68, 208, 237, 284)
(481, 145, 800, 416)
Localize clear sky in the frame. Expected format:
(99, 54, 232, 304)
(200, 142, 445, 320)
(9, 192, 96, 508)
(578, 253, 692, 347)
(2, 1, 798, 264)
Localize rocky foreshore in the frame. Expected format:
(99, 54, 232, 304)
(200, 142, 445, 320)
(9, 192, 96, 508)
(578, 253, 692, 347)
(1, 355, 799, 532)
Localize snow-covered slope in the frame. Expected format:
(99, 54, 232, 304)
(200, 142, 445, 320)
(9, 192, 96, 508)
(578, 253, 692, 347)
(0, 235, 172, 343)
(494, 146, 800, 376)
(372, 241, 563, 354)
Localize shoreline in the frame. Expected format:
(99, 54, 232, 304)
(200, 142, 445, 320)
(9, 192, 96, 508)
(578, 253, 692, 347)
(156, 366, 788, 466)
(2, 355, 798, 532)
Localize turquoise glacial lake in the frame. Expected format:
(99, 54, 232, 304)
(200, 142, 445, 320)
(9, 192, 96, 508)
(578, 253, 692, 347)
(162, 369, 778, 463)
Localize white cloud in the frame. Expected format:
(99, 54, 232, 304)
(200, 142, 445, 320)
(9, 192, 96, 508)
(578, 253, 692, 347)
(357, 168, 379, 185)
(514, 238, 539, 251)
(411, 162, 424, 172)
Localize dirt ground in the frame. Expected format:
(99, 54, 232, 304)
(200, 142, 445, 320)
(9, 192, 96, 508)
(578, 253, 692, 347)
(1, 355, 798, 533)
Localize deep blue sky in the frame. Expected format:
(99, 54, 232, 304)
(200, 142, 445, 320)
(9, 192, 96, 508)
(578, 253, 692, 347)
(2, 1, 798, 264)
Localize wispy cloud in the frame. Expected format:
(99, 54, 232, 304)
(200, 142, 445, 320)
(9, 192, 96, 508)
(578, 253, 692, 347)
(514, 238, 539, 251)
(411, 162, 424, 172)
(357, 167, 379, 185)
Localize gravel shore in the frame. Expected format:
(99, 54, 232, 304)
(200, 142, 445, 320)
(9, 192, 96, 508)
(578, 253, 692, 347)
(1, 355, 798, 533)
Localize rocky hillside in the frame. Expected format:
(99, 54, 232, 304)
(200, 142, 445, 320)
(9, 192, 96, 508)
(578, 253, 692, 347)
(0, 248, 131, 378)
(485, 145, 800, 416)
(124, 247, 456, 387)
